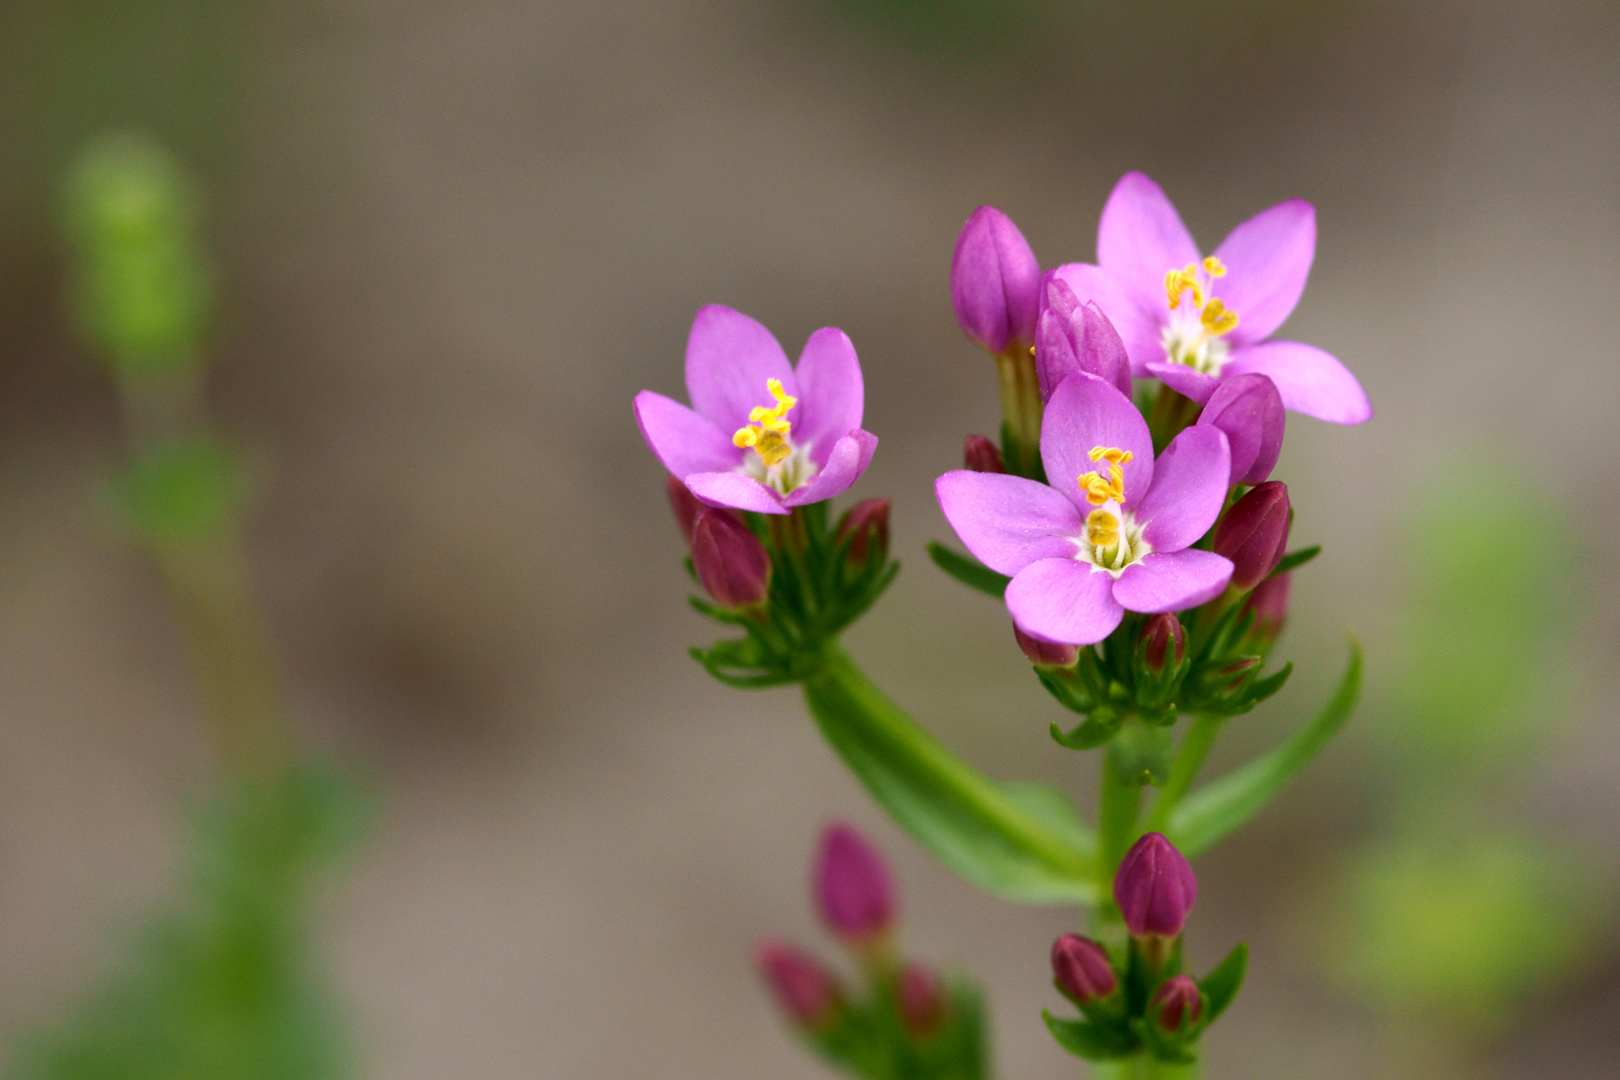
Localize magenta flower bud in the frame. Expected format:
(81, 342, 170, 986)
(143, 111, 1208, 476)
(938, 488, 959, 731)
(1034, 277, 1133, 401)
(1242, 570, 1291, 646)
(897, 963, 947, 1037)
(1211, 481, 1291, 592)
(836, 498, 890, 568)
(1114, 832, 1198, 940)
(963, 434, 1006, 474)
(691, 509, 771, 608)
(1014, 625, 1078, 667)
(1139, 613, 1185, 674)
(755, 939, 842, 1029)
(666, 476, 704, 543)
(1197, 373, 1285, 487)
(814, 822, 896, 942)
(1151, 974, 1203, 1032)
(951, 206, 1041, 354)
(1050, 933, 1117, 1004)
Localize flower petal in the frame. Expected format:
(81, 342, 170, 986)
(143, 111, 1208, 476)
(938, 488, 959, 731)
(634, 390, 744, 478)
(1053, 261, 1163, 377)
(1224, 341, 1372, 424)
(1041, 373, 1153, 514)
(1135, 426, 1230, 552)
(935, 470, 1085, 576)
(1145, 362, 1221, 405)
(684, 470, 789, 515)
(1212, 199, 1315, 347)
(783, 430, 879, 507)
(1198, 373, 1285, 486)
(791, 327, 864, 466)
(1006, 558, 1124, 646)
(685, 304, 798, 430)
(1097, 173, 1200, 329)
(1112, 550, 1233, 614)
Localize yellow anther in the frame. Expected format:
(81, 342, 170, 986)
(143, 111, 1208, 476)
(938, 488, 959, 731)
(1088, 446, 1134, 465)
(1163, 260, 1240, 340)
(1199, 299, 1239, 335)
(1085, 509, 1120, 547)
(733, 377, 798, 465)
(1077, 464, 1127, 506)
(1164, 267, 1205, 310)
(1202, 255, 1227, 278)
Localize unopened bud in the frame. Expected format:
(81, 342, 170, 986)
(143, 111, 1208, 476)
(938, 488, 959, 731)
(897, 963, 947, 1037)
(836, 499, 890, 568)
(951, 206, 1041, 354)
(963, 434, 1006, 474)
(1197, 374, 1284, 487)
(755, 939, 842, 1030)
(1139, 613, 1185, 674)
(1241, 571, 1291, 647)
(1050, 933, 1117, 1004)
(814, 822, 896, 942)
(691, 509, 770, 608)
(666, 476, 703, 543)
(1015, 625, 1078, 667)
(1151, 974, 1203, 1032)
(1211, 481, 1290, 591)
(1114, 832, 1198, 941)
(1034, 278, 1132, 400)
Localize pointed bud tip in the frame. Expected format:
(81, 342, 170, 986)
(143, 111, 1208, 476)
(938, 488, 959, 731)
(951, 206, 1040, 354)
(1151, 974, 1203, 1032)
(1113, 832, 1198, 940)
(835, 499, 890, 567)
(666, 476, 702, 543)
(814, 821, 896, 940)
(1051, 933, 1117, 1004)
(963, 434, 1006, 474)
(1140, 613, 1186, 674)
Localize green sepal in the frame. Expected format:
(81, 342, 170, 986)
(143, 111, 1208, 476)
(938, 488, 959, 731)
(1042, 1011, 1139, 1060)
(803, 647, 1098, 906)
(1198, 942, 1248, 1023)
(1270, 544, 1321, 576)
(1049, 713, 1122, 751)
(926, 541, 1010, 598)
(1167, 638, 1362, 855)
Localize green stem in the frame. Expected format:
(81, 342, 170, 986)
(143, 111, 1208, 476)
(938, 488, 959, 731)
(1143, 714, 1222, 835)
(1092, 1056, 1200, 1079)
(1096, 745, 1143, 902)
(994, 345, 1044, 479)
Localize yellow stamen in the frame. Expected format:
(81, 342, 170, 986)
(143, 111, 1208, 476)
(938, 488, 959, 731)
(732, 377, 799, 466)
(1202, 255, 1227, 278)
(1164, 260, 1239, 341)
(1088, 446, 1134, 465)
(1085, 508, 1120, 547)
(1077, 463, 1127, 506)
(1199, 298, 1239, 335)
(1164, 266, 1205, 310)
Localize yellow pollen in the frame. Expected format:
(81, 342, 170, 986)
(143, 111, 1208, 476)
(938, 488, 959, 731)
(1088, 446, 1134, 466)
(1163, 260, 1240, 338)
(1199, 298, 1239, 335)
(1077, 463, 1127, 506)
(732, 377, 798, 467)
(1202, 255, 1227, 278)
(1085, 509, 1120, 548)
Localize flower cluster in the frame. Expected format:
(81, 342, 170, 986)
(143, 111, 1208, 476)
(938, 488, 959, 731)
(636, 171, 1369, 1077)
(756, 824, 986, 1078)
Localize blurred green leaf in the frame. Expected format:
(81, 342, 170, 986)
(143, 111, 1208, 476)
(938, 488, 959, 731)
(1167, 639, 1361, 856)
(1042, 1011, 1137, 1060)
(106, 435, 246, 545)
(926, 542, 1009, 599)
(1198, 942, 1247, 1023)
(804, 647, 1098, 906)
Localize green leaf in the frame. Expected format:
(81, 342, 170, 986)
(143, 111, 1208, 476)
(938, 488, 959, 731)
(1167, 638, 1362, 855)
(804, 647, 1098, 905)
(1271, 544, 1321, 575)
(1042, 1012, 1138, 1060)
(926, 541, 1010, 598)
(1199, 942, 1248, 1022)
(1049, 715, 1121, 751)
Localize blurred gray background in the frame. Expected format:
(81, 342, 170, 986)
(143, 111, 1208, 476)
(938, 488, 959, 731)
(1, 0, 1617, 1076)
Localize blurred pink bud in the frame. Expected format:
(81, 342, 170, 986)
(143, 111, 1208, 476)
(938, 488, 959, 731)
(1140, 613, 1185, 674)
(951, 206, 1041, 354)
(1197, 373, 1284, 487)
(836, 498, 891, 568)
(1114, 832, 1198, 940)
(814, 822, 896, 941)
(1212, 481, 1290, 591)
(755, 939, 842, 1029)
(691, 509, 770, 608)
(1015, 625, 1078, 667)
(666, 476, 703, 543)
(963, 434, 1006, 474)
(1050, 933, 1117, 1004)
(1151, 974, 1203, 1032)
(897, 963, 947, 1037)
(1242, 571, 1291, 646)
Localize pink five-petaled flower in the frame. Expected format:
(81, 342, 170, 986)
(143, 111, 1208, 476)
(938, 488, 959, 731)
(935, 373, 1234, 646)
(635, 305, 879, 515)
(1053, 172, 1372, 425)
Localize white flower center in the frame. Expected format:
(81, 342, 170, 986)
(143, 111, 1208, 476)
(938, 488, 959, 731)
(1071, 445, 1152, 575)
(743, 441, 816, 495)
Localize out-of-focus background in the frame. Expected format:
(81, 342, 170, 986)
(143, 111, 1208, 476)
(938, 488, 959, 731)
(2, 1, 1617, 1077)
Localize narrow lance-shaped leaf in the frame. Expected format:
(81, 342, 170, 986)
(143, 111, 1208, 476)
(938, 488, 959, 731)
(1198, 942, 1248, 1023)
(1167, 638, 1362, 856)
(926, 541, 1011, 598)
(803, 647, 1098, 905)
